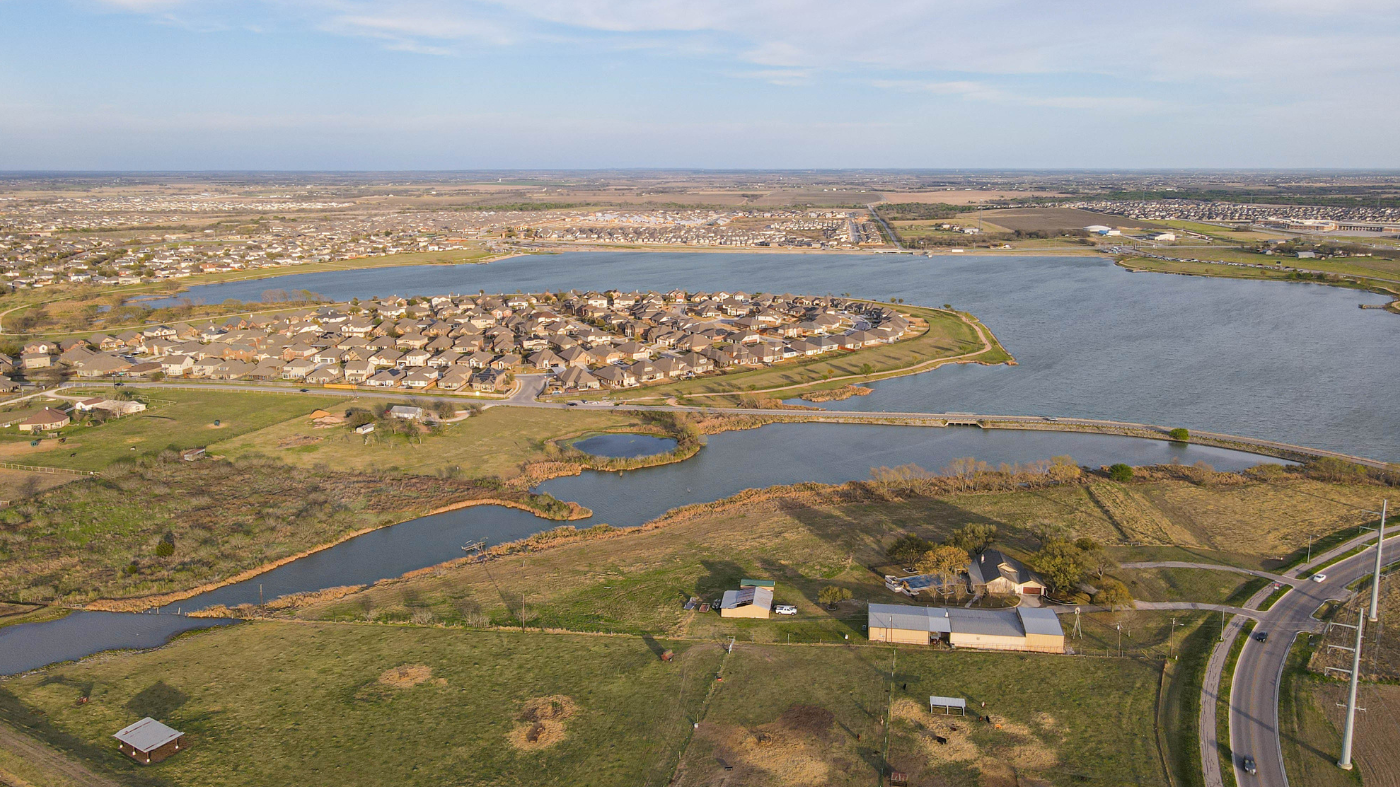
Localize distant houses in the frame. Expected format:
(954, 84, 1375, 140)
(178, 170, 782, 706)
(9, 289, 916, 396)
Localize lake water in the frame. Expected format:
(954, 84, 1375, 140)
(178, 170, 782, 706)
(572, 433, 678, 458)
(149, 252, 1399, 462)
(10, 249, 1393, 674)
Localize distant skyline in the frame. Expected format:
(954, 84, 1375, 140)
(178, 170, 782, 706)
(2, 1, 1398, 171)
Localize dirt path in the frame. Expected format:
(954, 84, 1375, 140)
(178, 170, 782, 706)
(0, 722, 120, 787)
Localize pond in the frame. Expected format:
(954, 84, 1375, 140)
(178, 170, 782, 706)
(571, 433, 678, 458)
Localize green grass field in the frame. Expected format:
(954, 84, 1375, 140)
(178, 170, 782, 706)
(0, 622, 722, 787)
(219, 404, 648, 480)
(0, 389, 347, 473)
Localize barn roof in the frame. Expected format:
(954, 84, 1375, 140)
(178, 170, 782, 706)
(113, 718, 182, 753)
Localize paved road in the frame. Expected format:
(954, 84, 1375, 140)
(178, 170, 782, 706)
(1228, 533, 1400, 786)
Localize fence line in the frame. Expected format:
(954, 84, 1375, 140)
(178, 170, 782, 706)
(0, 462, 96, 476)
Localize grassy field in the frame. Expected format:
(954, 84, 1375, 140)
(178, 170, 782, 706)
(0, 454, 569, 605)
(677, 642, 1167, 786)
(1280, 636, 1359, 787)
(219, 403, 649, 480)
(294, 466, 1386, 641)
(1119, 567, 1257, 605)
(0, 622, 722, 787)
(1120, 252, 1400, 293)
(0, 389, 348, 473)
(590, 305, 1010, 402)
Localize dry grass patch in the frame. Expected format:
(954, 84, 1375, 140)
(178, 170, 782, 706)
(508, 695, 579, 751)
(378, 664, 437, 689)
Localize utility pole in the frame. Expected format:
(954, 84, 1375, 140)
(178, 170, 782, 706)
(1328, 610, 1366, 770)
(1370, 500, 1388, 623)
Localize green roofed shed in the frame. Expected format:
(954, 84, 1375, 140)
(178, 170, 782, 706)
(739, 579, 775, 588)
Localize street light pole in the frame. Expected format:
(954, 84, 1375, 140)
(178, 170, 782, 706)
(1370, 499, 1388, 623)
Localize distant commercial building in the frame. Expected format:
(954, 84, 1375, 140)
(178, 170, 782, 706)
(867, 604, 1065, 653)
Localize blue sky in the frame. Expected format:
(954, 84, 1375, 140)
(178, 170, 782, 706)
(2, 0, 1398, 170)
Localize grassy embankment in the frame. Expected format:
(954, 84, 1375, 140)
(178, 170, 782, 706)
(565, 305, 1012, 405)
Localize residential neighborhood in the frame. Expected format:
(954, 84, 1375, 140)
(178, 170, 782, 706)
(1, 289, 916, 395)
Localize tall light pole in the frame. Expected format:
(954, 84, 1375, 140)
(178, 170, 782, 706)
(1370, 500, 1388, 623)
(1336, 609, 1366, 770)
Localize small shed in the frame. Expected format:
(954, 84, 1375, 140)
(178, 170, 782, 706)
(180, 447, 206, 462)
(114, 717, 185, 764)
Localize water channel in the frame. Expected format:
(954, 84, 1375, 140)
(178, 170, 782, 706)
(6, 251, 1393, 674)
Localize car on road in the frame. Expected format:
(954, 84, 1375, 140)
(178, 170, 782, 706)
(299, 388, 309, 392)
(774, 605, 797, 615)
(1312, 573, 1328, 583)
(566, 401, 580, 407)
(1241, 756, 1257, 775)
(1254, 631, 1268, 643)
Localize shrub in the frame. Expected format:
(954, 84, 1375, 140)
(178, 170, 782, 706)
(1168, 428, 1190, 442)
(1108, 463, 1134, 482)
(817, 586, 852, 608)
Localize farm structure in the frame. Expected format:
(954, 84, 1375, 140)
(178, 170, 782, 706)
(113, 717, 185, 764)
(719, 580, 775, 619)
(867, 604, 1065, 654)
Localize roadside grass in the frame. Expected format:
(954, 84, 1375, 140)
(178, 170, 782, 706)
(1311, 578, 1400, 681)
(219, 404, 647, 480)
(1160, 616, 1220, 787)
(1118, 567, 1257, 605)
(1281, 635, 1360, 787)
(1216, 620, 1255, 787)
(0, 454, 566, 605)
(0, 622, 722, 787)
(0, 389, 347, 473)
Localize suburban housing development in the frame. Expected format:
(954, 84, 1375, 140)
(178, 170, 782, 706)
(0, 289, 916, 396)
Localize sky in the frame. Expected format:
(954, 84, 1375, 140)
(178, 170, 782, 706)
(1, 0, 1398, 170)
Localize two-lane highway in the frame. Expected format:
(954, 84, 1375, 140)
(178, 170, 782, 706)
(1229, 535, 1400, 785)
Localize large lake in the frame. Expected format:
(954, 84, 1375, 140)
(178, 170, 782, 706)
(153, 252, 1399, 461)
(8, 250, 1392, 674)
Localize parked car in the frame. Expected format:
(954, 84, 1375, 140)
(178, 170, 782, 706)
(1241, 756, 1257, 775)
(774, 604, 797, 616)
(1312, 573, 1328, 583)
(1254, 631, 1268, 643)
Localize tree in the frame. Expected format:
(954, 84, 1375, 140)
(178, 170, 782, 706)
(915, 545, 970, 597)
(1168, 428, 1190, 442)
(1075, 537, 1116, 578)
(818, 586, 852, 609)
(1032, 539, 1086, 596)
(949, 523, 998, 554)
(1107, 463, 1134, 482)
(154, 532, 175, 558)
(886, 533, 933, 567)
(1092, 578, 1133, 610)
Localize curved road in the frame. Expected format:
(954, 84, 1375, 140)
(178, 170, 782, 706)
(1228, 534, 1400, 786)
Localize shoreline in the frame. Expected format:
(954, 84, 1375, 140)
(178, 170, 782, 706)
(1114, 256, 1400, 314)
(79, 496, 590, 614)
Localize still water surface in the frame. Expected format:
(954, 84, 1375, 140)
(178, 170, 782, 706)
(572, 433, 678, 458)
(151, 252, 1399, 461)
